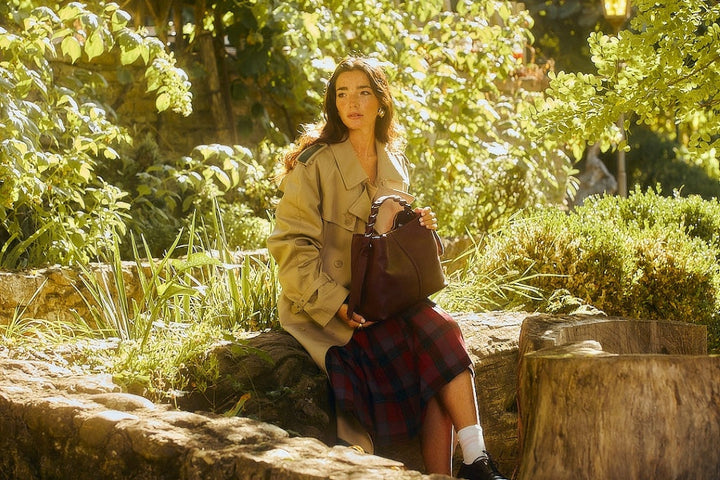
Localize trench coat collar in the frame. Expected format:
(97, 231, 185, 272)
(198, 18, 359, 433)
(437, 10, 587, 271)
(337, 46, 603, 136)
(329, 138, 406, 191)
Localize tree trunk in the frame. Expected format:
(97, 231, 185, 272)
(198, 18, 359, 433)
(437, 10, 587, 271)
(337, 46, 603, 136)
(518, 342, 720, 480)
(516, 316, 718, 480)
(197, 31, 235, 144)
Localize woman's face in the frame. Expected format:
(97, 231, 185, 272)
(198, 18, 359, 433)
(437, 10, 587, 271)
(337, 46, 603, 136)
(335, 70, 381, 134)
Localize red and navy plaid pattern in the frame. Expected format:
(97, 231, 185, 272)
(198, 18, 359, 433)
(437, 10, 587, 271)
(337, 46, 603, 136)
(325, 301, 472, 446)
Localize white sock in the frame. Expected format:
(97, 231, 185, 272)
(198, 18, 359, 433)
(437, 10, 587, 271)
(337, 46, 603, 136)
(457, 424, 487, 465)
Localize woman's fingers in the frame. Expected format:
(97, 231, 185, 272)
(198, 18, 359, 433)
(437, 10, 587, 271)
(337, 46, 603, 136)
(338, 304, 369, 329)
(351, 313, 367, 329)
(416, 207, 438, 230)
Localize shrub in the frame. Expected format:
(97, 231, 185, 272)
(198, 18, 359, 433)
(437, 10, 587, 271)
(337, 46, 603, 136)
(0, 2, 191, 268)
(219, 203, 272, 251)
(469, 188, 720, 352)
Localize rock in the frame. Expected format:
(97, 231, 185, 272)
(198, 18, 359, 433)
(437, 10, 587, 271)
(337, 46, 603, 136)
(175, 312, 526, 476)
(572, 142, 617, 207)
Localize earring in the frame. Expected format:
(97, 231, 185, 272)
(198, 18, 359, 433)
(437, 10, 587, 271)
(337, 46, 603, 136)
(378, 108, 386, 118)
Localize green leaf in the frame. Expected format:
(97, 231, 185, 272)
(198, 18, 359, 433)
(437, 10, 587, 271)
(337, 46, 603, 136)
(58, 3, 83, 22)
(61, 36, 83, 63)
(171, 252, 222, 271)
(155, 92, 171, 112)
(85, 29, 104, 60)
(120, 46, 141, 64)
(103, 147, 119, 159)
(211, 166, 232, 190)
(111, 10, 132, 31)
(156, 282, 200, 299)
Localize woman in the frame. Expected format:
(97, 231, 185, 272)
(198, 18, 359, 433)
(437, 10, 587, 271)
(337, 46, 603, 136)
(267, 56, 507, 480)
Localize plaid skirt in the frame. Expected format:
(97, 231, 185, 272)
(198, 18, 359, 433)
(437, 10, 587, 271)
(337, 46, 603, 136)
(325, 301, 472, 446)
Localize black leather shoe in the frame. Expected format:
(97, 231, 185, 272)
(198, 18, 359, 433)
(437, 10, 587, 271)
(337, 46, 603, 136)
(456, 451, 508, 480)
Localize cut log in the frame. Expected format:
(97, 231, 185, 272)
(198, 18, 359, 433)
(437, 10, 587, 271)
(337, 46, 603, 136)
(517, 315, 707, 357)
(517, 316, 719, 480)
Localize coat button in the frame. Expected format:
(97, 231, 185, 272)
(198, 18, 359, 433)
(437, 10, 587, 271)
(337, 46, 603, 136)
(334, 260, 343, 268)
(344, 213, 354, 226)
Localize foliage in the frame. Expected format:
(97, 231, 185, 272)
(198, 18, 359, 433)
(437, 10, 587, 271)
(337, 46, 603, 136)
(76, 210, 279, 342)
(218, 203, 272, 251)
(436, 238, 548, 313)
(531, 0, 720, 165)
(627, 126, 720, 200)
(524, 0, 608, 73)
(206, 0, 575, 236)
(0, 1, 191, 268)
(68, 209, 279, 400)
(469, 188, 720, 351)
(93, 135, 276, 257)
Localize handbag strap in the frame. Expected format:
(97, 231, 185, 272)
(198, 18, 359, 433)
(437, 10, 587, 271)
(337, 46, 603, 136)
(369, 195, 444, 255)
(347, 241, 369, 319)
(364, 195, 412, 236)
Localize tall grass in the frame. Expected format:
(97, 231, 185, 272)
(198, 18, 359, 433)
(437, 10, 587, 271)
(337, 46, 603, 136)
(64, 205, 279, 400)
(74, 208, 279, 344)
(435, 237, 552, 313)
(3, 202, 553, 403)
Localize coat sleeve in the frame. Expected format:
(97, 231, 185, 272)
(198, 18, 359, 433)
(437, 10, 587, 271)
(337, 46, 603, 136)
(267, 161, 349, 328)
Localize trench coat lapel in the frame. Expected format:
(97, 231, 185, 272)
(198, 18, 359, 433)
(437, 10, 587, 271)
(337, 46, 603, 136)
(376, 140, 408, 186)
(330, 140, 366, 191)
(330, 139, 409, 226)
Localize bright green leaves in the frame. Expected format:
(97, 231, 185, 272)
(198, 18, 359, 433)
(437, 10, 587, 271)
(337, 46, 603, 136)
(144, 53, 192, 115)
(117, 29, 144, 64)
(236, 0, 557, 235)
(61, 35, 82, 62)
(0, 2, 192, 268)
(105, 3, 131, 32)
(84, 28, 104, 60)
(532, 0, 720, 163)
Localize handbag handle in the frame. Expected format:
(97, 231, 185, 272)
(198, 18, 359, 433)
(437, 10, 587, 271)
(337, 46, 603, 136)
(364, 195, 411, 236)
(347, 195, 443, 319)
(366, 195, 444, 256)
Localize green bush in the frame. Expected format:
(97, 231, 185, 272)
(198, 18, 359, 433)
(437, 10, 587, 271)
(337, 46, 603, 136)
(219, 203, 272, 251)
(0, 2, 191, 268)
(98, 136, 276, 258)
(470, 188, 720, 352)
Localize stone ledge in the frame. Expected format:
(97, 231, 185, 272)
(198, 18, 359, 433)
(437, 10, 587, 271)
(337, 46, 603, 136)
(0, 359, 446, 480)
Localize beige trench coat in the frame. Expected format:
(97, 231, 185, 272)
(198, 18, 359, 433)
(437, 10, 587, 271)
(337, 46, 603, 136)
(267, 138, 412, 452)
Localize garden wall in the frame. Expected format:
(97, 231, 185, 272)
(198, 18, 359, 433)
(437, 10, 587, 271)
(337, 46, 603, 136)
(0, 357, 428, 480)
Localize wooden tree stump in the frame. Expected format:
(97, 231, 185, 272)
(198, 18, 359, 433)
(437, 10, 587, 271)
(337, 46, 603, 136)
(517, 316, 719, 480)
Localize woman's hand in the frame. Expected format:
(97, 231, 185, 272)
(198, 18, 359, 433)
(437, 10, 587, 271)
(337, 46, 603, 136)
(415, 206, 438, 230)
(337, 303, 373, 330)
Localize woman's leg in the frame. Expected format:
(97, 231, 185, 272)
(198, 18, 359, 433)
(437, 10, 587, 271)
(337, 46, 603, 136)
(436, 369, 508, 480)
(437, 368, 480, 431)
(421, 396, 454, 475)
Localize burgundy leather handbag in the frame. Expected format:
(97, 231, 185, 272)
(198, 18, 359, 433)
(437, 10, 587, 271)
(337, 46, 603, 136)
(347, 195, 446, 322)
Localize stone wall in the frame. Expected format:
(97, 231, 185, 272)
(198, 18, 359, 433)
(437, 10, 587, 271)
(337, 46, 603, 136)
(0, 252, 264, 327)
(0, 358, 435, 480)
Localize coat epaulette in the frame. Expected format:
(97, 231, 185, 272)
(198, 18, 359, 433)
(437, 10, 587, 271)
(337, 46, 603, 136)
(297, 143, 326, 165)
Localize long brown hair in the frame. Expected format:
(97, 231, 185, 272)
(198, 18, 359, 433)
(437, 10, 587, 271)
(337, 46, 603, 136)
(283, 56, 403, 172)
